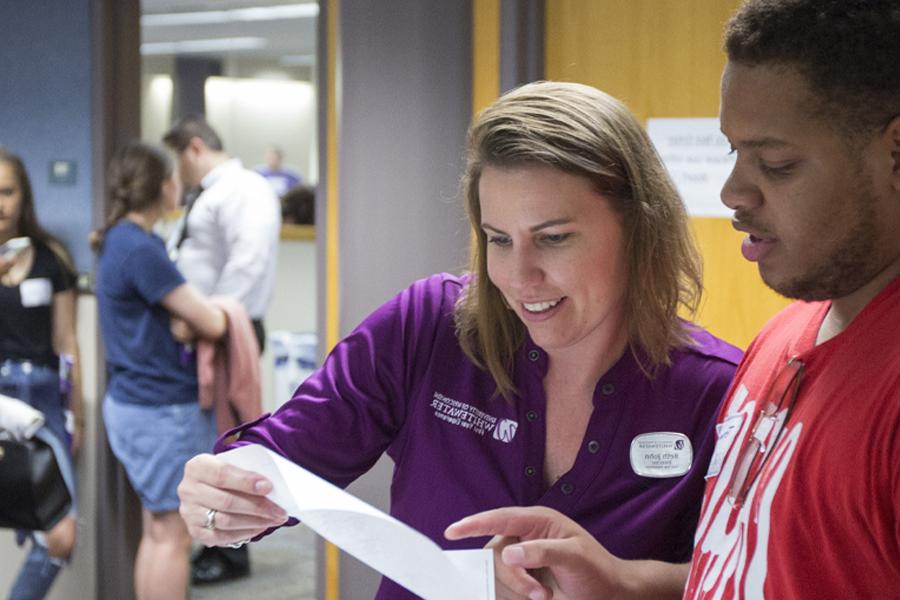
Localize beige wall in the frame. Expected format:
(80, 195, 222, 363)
(261, 238, 318, 413)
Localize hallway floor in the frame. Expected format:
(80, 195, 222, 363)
(190, 524, 317, 599)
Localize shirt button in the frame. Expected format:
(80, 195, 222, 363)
(601, 383, 615, 395)
(525, 466, 536, 477)
(587, 440, 600, 454)
(527, 349, 540, 362)
(561, 483, 575, 495)
(526, 410, 538, 422)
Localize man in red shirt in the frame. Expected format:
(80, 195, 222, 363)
(445, 1, 900, 597)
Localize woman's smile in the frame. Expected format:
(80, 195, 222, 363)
(480, 164, 629, 354)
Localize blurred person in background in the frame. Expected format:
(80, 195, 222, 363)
(93, 142, 228, 600)
(0, 147, 83, 600)
(280, 184, 315, 226)
(255, 144, 302, 199)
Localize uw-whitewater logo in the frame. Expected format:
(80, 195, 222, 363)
(431, 392, 518, 442)
(492, 419, 518, 443)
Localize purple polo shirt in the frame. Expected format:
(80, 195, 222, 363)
(219, 273, 740, 599)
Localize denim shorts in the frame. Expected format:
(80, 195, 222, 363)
(0, 359, 77, 513)
(103, 395, 217, 513)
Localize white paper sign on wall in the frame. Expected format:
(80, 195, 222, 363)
(646, 118, 736, 218)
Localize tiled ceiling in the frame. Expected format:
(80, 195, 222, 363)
(140, 0, 317, 62)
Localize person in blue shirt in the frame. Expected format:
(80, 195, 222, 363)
(93, 142, 228, 600)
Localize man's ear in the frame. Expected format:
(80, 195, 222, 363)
(188, 136, 206, 156)
(885, 114, 900, 192)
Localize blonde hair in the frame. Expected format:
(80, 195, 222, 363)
(454, 81, 702, 398)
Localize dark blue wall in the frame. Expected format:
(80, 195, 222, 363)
(0, 0, 95, 273)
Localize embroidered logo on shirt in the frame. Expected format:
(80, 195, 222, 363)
(492, 419, 518, 443)
(430, 392, 517, 442)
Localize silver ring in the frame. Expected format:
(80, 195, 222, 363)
(227, 538, 252, 549)
(204, 508, 217, 531)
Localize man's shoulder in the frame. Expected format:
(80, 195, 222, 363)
(755, 298, 821, 339)
(239, 165, 275, 186)
(206, 164, 277, 200)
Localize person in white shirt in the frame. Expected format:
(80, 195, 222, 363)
(163, 116, 281, 351)
(162, 115, 281, 584)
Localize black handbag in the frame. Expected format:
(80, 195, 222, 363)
(0, 436, 72, 530)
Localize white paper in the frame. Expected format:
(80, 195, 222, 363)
(219, 445, 495, 600)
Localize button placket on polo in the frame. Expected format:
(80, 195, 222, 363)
(540, 370, 628, 509)
(522, 407, 542, 490)
(520, 343, 547, 503)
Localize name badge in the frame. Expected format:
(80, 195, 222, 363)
(705, 413, 745, 479)
(629, 432, 693, 478)
(19, 278, 53, 307)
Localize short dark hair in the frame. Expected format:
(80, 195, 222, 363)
(162, 115, 224, 153)
(725, 0, 900, 139)
(281, 185, 315, 225)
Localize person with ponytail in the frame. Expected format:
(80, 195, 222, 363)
(0, 147, 82, 600)
(94, 141, 227, 600)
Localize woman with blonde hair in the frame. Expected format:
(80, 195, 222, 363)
(177, 82, 741, 599)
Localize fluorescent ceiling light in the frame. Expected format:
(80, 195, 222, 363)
(142, 4, 319, 27)
(280, 54, 316, 66)
(141, 37, 268, 56)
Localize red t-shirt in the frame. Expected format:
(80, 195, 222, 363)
(685, 277, 900, 599)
